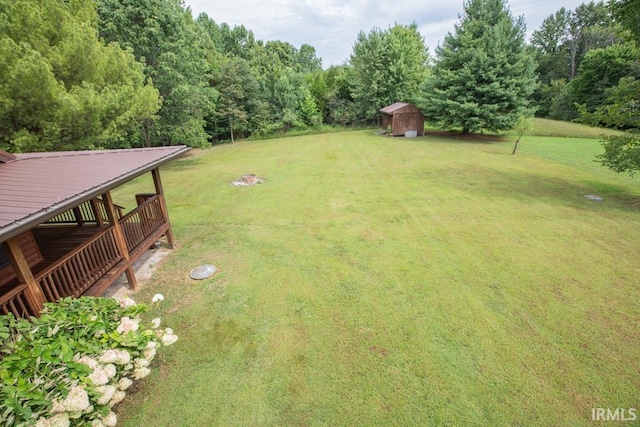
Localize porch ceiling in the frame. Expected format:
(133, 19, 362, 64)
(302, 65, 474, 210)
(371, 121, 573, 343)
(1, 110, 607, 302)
(0, 146, 190, 242)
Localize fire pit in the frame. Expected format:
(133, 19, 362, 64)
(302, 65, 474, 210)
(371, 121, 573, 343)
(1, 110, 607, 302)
(232, 174, 264, 186)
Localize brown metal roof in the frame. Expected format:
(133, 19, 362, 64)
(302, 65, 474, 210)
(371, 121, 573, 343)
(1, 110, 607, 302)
(380, 102, 410, 114)
(0, 146, 190, 241)
(0, 150, 17, 163)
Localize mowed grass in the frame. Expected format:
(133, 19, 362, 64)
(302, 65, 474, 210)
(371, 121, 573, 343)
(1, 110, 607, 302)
(113, 129, 639, 426)
(523, 118, 623, 139)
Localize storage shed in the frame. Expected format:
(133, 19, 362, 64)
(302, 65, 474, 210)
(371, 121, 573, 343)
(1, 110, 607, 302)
(380, 102, 425, 137)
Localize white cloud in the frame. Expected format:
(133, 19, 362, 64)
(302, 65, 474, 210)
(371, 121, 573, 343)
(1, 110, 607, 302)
(184, 0, 588, 67)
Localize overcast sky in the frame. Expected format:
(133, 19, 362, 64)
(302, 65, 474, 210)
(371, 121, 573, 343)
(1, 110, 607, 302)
(183, 0, 588, 68)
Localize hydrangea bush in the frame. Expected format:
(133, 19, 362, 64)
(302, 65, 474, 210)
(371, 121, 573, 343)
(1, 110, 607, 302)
(0, 295, 177, 426)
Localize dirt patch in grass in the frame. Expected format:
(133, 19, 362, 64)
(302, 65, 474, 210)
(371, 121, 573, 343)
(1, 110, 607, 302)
(369, 346, 389, 357)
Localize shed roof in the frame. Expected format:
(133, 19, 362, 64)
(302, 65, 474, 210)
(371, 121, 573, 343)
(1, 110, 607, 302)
(0, 146, 190, 241)
(380, 102, 411, 114)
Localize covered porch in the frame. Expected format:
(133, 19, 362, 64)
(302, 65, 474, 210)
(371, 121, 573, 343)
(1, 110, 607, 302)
(0, 146, 189, 318)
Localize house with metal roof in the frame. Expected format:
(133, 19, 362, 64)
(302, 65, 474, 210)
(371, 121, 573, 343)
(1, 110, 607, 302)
(0, 146, 189, 318)
(380, 102, 425, 137)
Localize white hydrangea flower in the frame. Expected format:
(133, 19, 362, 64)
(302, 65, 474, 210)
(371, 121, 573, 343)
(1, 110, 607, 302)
(102, 411, 118, 427)
(116, 296, 136, 307)
(88, 366, 109, 386)
(51, 385, 91, 413)
(96, 385, 116, 406)
(151, 317, 162, 328)
(74, 355, 99, 370)
(124, 363, 133, 371)
(143, 347, 157, 361)
(99, 348, 131, 365)
(103, 364, 117, 379)
(35, 413, 70, 427)
(118, 377, 133, 391)
(133, 367, 151, 380)
(164, 327, 173, 335)
(108, 390, 126, 408)
(91, 420, 106, 427)
(146, 341, 157, 350)
(134, 357, 150, 369)
(151, 293, 164, 303)
(116, 317, 140, 334)
(161, 334, 178, 346)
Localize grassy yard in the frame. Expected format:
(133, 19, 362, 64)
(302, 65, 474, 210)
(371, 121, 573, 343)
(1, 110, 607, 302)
(113, 127, 639, 426)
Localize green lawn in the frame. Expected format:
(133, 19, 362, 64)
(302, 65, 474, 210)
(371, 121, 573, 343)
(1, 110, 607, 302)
(113, 129, 639, 426)
(523, 118, 623, 139)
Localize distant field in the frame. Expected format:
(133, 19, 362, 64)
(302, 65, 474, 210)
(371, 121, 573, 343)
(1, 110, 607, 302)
(113, 129, 639, 426)
(524, 118, 623, 139)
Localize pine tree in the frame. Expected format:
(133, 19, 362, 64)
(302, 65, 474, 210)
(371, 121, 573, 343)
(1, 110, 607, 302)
(0, 0, 159, 152)
(422, 0, 536, 135)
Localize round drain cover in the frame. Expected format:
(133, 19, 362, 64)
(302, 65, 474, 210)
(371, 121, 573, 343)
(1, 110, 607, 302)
(189, 264, 217, 280)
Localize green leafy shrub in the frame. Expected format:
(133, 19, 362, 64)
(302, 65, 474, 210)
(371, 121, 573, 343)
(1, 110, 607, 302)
(0, 295, 177, 426)
(598, 132, 640, 176)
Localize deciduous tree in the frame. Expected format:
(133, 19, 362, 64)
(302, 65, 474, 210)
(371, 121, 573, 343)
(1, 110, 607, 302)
(212, 58, 261, 142)
(350, 23, 429, 122)
(569, 42, 639, 114)
(96, 0, 216, 148)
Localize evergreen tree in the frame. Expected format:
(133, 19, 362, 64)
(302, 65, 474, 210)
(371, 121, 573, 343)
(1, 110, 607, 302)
(0, 0, 159, 152)
(422, 0, 536, 134)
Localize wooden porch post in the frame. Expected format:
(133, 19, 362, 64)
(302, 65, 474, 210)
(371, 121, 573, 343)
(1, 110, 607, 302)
(2, 238, 46, 314)
(90, 198, 104, 226)
(151, 168, 175, 249)
(73, 207, 84, 226)
(103, 191, 138, 290)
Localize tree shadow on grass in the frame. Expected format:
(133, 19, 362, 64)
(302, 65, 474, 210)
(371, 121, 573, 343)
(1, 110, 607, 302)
(422, 129, 509, 144)
(164, 152, 206, 171)
(427, 164, 640, 213)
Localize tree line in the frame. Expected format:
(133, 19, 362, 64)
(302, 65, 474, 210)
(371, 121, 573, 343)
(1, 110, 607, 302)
(0, 0, 638, 173)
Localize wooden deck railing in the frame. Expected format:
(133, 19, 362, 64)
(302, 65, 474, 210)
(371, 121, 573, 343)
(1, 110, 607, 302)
(44, 199, 123, 225)
(0, 284, 34, 318)
(2, 195, 168, 317)
(120, 195, 165, 252)
(36, 227, 122, 301)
